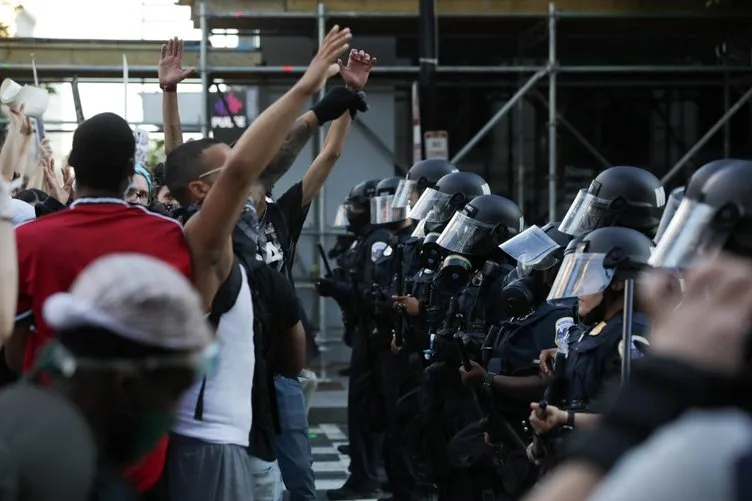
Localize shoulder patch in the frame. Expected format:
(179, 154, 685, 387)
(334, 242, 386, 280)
(382, 245, 393, 257)
(371, 241, 388, 262)
(554, 317, 575, 347)
(588, 321, 607, 336)
(618, 334, 650, 361)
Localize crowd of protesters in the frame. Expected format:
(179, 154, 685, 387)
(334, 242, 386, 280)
(1, 21, 752, 501)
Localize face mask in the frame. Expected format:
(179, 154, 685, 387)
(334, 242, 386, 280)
(150, 202, 180, 218)
(501, 272, 544, 318)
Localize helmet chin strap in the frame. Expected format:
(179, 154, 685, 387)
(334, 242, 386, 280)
(580, 287, 622, 325)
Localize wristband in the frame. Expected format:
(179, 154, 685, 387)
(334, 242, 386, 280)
(566, 410, 575, 428)
(160, 84, 177, 93)
(483, 372, 496, 389)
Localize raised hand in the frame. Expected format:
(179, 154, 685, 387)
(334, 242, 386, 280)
(7, 105, 32, 137)
(296, 25, 352, 96)
(158, 37, 196, 89)
(339, 49, 377, 91)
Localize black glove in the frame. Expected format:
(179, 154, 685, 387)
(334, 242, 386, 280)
(315, 278, 351, 303)
(311, 86, 369, 125)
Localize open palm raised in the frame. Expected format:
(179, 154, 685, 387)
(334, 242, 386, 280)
(159, 37, 196, 89)
(339, 49, 377, 91)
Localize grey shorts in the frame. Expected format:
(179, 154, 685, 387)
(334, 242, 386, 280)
(167, 433, 255, 501)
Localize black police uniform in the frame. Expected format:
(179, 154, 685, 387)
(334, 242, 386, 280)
(343, 224, 392, 493)
(561, 311, 649, 413)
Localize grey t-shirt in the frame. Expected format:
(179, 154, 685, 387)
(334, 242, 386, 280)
(590, 409, 752, 501)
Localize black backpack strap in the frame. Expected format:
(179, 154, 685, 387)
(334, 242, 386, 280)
(194, 257, 244, 420)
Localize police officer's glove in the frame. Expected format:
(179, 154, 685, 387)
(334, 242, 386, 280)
(311, 86, 368, 125)
(315, 278, 351, 303)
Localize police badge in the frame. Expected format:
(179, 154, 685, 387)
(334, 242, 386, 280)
(554, 317, 575, 347)
(371, 241, 388, 262)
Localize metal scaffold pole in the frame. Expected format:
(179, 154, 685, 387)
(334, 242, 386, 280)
(199, 2, 209, 137)
(315, 1, 329, 382)
(548, 2, 558, 223)
(451, 69, 548, 164)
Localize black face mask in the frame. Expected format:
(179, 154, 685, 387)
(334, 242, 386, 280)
(150, 202, 181, 219)
(501, 271, 546, 318)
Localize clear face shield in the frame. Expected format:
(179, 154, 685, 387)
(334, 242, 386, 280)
(500, 225, 561, 278)
(408, 188, 456, 223)
(411, 218, 427, 238)
(547, 252, 616, 301)
(392, 179, 419, 210)
(648, 198, 726, 270)
(333, 204, 350, 227)
(558, 190, 616, 237)
(370, 195, 408, 224)
(654, 188, 684, 244)
(435, 212, 497, 254)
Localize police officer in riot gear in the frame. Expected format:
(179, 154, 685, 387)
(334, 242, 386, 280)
(528, 226, 653, 460)
(317, 178, 390, 500)
(651, 159, 752, 270)
(654, 159, 748, 244)
(409, 171, 491, 236)
(392, 158, 459, 214)
(436, 194, 525, 330)
(559, 166, 665, 239)
(451, 223, 574, 500)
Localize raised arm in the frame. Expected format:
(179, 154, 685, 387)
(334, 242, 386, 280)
(158, 38, 195, 154)
(300, 49, 375, 206)
(0, 180, 17, 342)
(185, 26, 352, 260)
(0, 106, 33, 182)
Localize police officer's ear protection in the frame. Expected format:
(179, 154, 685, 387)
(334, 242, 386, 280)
(25, 341, 78, 381)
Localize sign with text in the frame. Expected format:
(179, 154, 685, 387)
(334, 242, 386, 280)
(424, 130, 449, 160)
(211, 89, 247, 144)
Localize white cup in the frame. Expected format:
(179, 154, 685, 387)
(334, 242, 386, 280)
(0, 79, 49, 119)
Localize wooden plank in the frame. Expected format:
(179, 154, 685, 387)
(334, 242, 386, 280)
(0, 39, 260, 68)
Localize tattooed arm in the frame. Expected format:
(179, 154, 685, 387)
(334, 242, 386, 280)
(259, 110, 319, 190)
(301, 111, 351, 206)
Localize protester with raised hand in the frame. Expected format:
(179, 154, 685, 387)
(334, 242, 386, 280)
(0, 179, 16, 344)
(161, 25, 352, 501)
(0, 104, 33, 182)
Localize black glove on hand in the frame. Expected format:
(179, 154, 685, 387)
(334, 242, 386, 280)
(311, 86, 369, 125)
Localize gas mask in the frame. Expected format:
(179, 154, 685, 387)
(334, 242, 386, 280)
(434, 254, 473, 296)
(501, 267, 547, 318)
(346, 203, 370, 233)
(419, 232, 444, 271)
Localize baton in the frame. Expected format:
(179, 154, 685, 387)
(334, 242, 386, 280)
(317, 243, 333, 276)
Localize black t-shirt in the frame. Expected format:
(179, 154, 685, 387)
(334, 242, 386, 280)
(256, 182, 311, 279)
(248, 263, 303, 461)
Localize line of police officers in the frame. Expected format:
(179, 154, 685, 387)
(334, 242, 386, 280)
(314, 156, 747, 501)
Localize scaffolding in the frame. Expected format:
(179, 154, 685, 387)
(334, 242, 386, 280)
(193, 2, 752, 378)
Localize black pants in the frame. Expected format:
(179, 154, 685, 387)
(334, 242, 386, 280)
(345, 331, 385, 491)
(379, 349, 420, 501)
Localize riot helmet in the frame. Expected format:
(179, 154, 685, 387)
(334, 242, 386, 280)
(548, 227, 654, 322)
(499, 222, 573, 318)
(654, 159, 746, 244)
(654, 186, 684, 244)
(371, 177, 408, 225)
(333, 179, 380, 232)
(393, 159, 458, 210)
(436, 194, 524, 256)
(409, 171, 490, 231)
(650, 160, 752, 270)
(559, 166, 665, 238)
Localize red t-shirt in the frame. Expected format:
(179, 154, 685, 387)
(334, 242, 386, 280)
(15, 198, 192, 493)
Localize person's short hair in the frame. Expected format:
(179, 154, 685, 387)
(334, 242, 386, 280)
(68, 113, 135, 193)
(163, 138, 221, 206)
(152, 162, 166, 188)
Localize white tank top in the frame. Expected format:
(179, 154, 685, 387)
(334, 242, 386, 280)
(172, 266, 255, 446)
